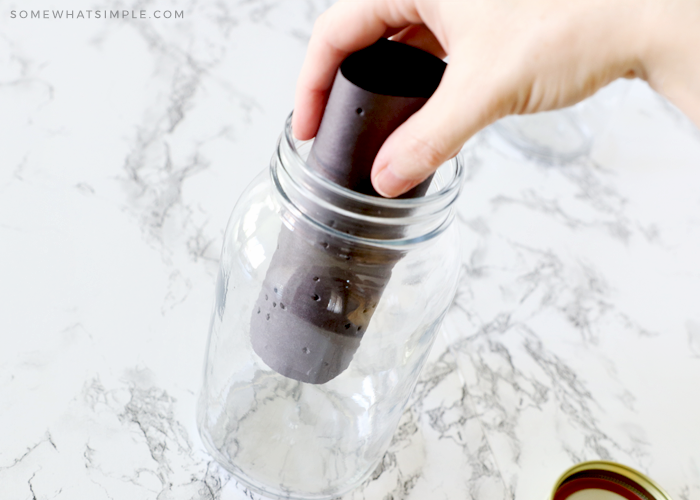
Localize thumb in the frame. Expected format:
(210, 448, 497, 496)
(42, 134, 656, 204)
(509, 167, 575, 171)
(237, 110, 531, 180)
(371, 61, 496, 197)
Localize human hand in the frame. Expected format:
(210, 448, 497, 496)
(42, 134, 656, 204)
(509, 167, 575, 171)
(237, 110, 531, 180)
(293, 0, 700, 197)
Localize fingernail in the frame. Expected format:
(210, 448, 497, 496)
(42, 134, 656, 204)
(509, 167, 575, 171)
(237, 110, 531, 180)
(373, 165, 415, 198)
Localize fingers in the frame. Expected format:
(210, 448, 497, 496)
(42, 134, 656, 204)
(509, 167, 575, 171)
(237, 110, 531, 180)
(372, 60, 498, 197)
(292, 0, 424, 140)
(294, 0, 485, 198)
(390, 25, 446, 59)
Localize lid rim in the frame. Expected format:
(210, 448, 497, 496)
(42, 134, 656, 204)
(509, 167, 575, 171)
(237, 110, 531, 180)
(550, 461, 673, 500)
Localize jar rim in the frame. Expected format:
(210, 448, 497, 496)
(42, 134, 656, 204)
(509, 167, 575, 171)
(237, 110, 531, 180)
(272, 112, 463, 249)
(282, 113, 464, 209)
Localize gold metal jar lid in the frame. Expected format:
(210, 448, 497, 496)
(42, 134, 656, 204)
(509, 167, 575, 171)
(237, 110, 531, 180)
(550, 461, 673, 500)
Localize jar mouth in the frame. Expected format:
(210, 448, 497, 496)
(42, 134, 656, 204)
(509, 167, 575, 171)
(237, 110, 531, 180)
(272, 113, 464, 248)
(281, 113, 463, 210)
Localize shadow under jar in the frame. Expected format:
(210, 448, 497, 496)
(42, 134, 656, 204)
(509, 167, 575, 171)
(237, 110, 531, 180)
(197, 115, 464, 500)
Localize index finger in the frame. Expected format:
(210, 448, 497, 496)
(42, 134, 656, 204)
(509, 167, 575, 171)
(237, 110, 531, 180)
(292, 0, 424, 140)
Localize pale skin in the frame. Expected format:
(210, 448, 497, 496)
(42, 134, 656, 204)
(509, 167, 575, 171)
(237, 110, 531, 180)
(292, 0, 700, 198)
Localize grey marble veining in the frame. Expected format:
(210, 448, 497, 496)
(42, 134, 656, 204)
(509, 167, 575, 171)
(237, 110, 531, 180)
(446, 83, 700, 499)
(2, 1, 700, 499)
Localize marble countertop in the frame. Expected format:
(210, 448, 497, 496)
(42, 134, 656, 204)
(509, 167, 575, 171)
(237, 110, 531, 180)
(2, 1, 700, 499)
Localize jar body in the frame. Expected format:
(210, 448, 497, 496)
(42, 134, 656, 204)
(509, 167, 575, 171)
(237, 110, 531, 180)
(491, 79, 630, 162)
(197, 120, 463, 500)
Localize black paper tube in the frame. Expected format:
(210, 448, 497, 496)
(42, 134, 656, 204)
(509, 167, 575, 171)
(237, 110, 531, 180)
(250, 39, 447, 384)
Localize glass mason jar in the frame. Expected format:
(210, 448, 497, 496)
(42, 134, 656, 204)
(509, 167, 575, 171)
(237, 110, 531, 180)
(197, 115, 464, 500)
(490, 79, 630, 162)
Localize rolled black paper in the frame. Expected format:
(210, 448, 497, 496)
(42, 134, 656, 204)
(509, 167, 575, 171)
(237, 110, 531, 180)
(250, 39, 447, 384)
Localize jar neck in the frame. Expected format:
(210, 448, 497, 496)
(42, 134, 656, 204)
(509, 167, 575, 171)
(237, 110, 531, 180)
(271, 114, 463, 249)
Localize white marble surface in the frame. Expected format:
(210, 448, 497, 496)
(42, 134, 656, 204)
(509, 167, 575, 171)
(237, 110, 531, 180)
(2, 1, 700, 499)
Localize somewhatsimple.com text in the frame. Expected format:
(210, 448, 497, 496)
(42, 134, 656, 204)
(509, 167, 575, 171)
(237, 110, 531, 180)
(10, 10, 184, 20)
